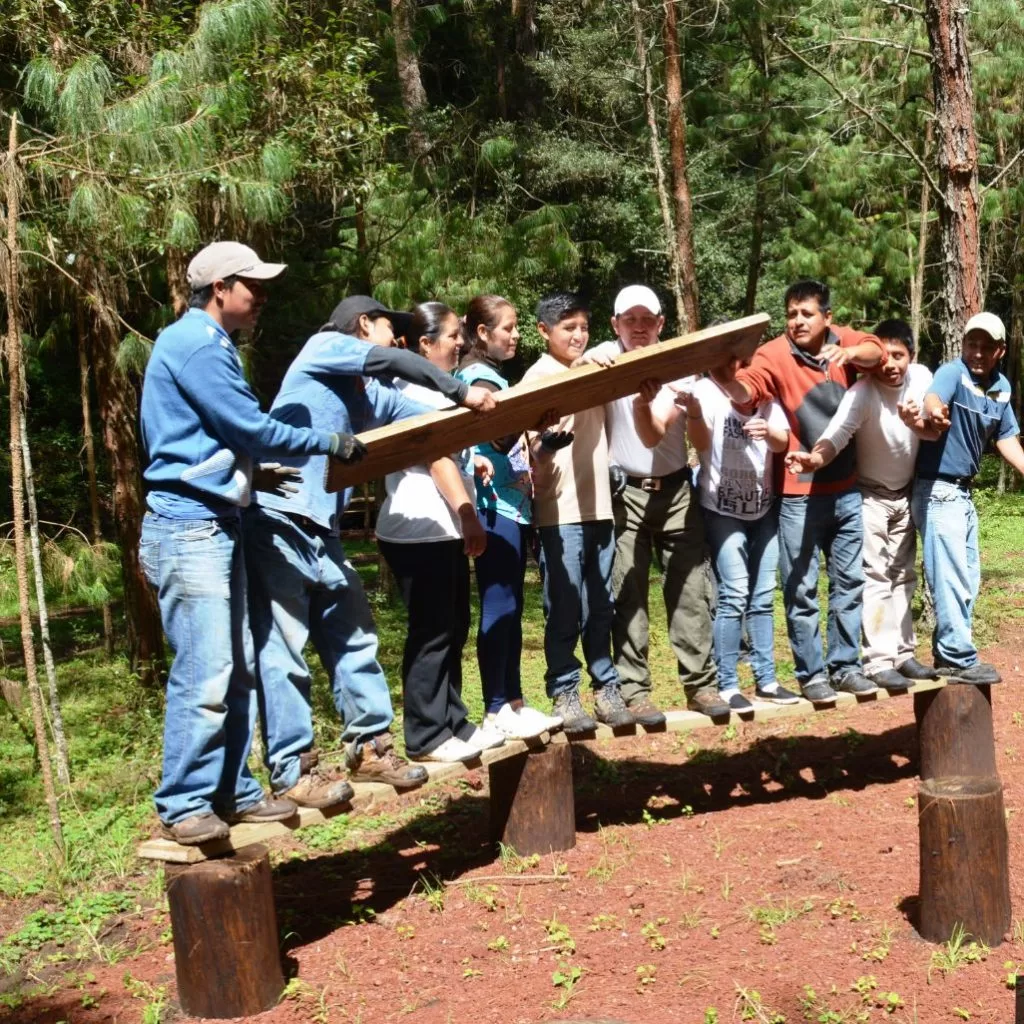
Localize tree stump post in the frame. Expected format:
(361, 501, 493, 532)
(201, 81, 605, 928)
(915, 685, 1011, 946)
(165, 844, 285, 1018)
(489, 743, 576, 856)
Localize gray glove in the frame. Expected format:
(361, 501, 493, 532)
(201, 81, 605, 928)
(539, 430, 575, 452)
(609, 465, 627, 496)
(329, 432, 368, 463)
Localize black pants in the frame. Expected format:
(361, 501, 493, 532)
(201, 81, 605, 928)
(379, 539, 474, 757)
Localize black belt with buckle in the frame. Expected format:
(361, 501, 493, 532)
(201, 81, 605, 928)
(920, 473, 974, 489)
(285, 511, 332, 535)
(624, 465, 690, 493)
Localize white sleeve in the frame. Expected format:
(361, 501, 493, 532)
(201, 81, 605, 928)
(763, 399, 789, 433)
(818, 381, 868, 453)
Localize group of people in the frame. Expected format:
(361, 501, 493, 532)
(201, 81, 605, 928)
(140, 241, 1023, 846)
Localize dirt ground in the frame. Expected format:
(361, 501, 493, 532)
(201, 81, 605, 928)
(6, 633, 1024, 1024)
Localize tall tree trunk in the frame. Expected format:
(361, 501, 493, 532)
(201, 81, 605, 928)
(166, 246, 190, 319)
(3, 114, 64, 850)
(391, 0, 430, 161)
(77, 301, 114, 655)
(999, 214, 1024, 494)
(909, 120, 933, 346)
(19, 363, 71, 786)
(924, 0, 981, 362)
(631, 0, 686, 328)
(744, 172, 766, 317)
(662, 0, 699, 332)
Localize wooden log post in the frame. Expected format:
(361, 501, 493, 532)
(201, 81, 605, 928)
(165, 845, 285, 1018)
(915, 685, 1011, 946)
(489, 743, 576, 856)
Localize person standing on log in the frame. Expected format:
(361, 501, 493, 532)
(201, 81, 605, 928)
(139, 242, 367, 845)
(583, 285, 723, 723)
(521, 292, 636, 734)
(907, 312, 1024, 685)
(376, 301, 507, 762)
(785, 318, 939, 690)
(242, 295, 498, 807)
(456, 295, 565, 740)
(716, 280, 886, 705)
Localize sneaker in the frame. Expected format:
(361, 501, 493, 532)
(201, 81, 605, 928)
(464, 722, 505, 753)
(686, 688, 731, 717)
(832, 671, 879, 696)
(160, 812, 230, 845)
(552, 689, 597, 735)
(754, 683, 801, 705)
(346, 733, 428, 790)
(486, 703, 547, 741)
(410, 735, 479, 764)
(593, 684, 636, 728)
(223, 795, 298, 824)
(942, 662, 1002, 685)
(869, 668, 911, 693)
(801, 679, 838, 704)
(516, 703, 564, 734)
(897, 657, 939, 681)
(624, 693, 667, 727)
(721, 690, 753, 712)
(280, 751, 354, 809)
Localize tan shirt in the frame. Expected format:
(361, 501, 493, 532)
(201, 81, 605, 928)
(522, 352, 613, 527)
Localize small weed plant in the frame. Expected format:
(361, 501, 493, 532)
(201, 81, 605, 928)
(929, 922, 989, 980)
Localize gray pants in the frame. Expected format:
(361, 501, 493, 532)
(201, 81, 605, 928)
(611, 476, 717, 699)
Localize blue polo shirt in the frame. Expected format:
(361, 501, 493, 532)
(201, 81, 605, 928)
(916, 358, 1019, 480)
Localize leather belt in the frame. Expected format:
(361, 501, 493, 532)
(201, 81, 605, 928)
(624, 465, 690, 493)
(919, 473, 973, 488)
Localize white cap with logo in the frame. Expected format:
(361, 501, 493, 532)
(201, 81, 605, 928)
(614, 284, 661, 317)
(963, 311, 1006, 343)
(186, 242, 287, 289)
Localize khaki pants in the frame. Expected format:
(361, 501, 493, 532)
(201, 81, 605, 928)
(611, 475, 717, 698)
(860, 483, 917, 674)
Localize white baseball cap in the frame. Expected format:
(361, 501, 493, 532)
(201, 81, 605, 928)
(963, 311, 1006, 343)
(614, 284, 661, 317)
(186, 241, 287, 289)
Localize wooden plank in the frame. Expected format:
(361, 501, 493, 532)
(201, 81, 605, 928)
(325, 314, 770, 492)
(137, 679, 943, 864)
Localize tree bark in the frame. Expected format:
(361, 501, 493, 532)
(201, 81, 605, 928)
(166, 246, 190, 319)
(909, 120, 932, 346)
(391, 0, 430, 160)
(3, 114, 64, 851)
(662, 0, 699, 332)
(744, 173, 766, 317)
(924, 0, 981, 362)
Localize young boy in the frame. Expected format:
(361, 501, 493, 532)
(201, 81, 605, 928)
(786, 319, 937, 689)
(522, 292, 635, 733)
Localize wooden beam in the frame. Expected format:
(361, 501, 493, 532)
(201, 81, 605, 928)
(325, 314, 769, 492)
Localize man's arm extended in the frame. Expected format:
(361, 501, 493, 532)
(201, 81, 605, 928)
(996, 435, 1024, 477)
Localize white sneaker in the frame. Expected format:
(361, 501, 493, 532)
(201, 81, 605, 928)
(464, 724, 505, 753)
(410, 735, 478, 763)
(515, 703, 563, 734)
(487, 703, 547, 740)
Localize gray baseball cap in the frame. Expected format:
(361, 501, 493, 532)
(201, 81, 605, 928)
(186, 241, 287, 289)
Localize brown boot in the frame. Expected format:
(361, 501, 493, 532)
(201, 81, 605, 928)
(160, 812, 230, 845)
(345, 733, 428, 790)
(281, 751, 354, 809)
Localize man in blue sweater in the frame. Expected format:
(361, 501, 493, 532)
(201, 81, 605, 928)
(139, 242, 367, 845)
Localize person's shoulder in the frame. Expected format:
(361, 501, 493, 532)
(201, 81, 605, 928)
(750, 334, 789, 360)
(588, 339, 621, 358)
(522, 352, 565, 381)
(832, 324, 878, 347)
(906, 362, 933, 387)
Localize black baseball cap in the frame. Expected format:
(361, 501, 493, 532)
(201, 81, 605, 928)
(322, 295, 413, 339)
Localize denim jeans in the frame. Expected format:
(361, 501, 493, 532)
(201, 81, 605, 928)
(537, 521, 619, 698)
(242, 506, 393, 794)
(703, 506, 779, 692)
(139, 512, 264, 825)
(777, 490, 864, 686)
(911, 479, 980, 669)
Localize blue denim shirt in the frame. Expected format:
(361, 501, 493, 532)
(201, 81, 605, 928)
(256, 331, 428, 533)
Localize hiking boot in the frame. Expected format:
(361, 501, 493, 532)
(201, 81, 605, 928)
(941, 662, 1002, 685)
(801, 678, 837, 705)
(897, 657, 939, 681)
(281, 751, 354, 809)
(624, 693, 666, 727)
(869, 668, 911, 693)
(160, 812, 230, 846)
(593, 684, 636, 728)
(832, 671, 878, 696)
(552, 688, 597, 735)
(224, 795, 299, 824)
(754, 683, 800, 705)
(346, 733, 428, 790)
(686, 687, 731, 718)
(721, 690, 754, 712)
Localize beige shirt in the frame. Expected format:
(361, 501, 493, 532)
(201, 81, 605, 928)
(523, 352, 613, 527)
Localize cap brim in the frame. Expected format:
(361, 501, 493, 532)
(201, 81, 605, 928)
(239, 261, 287, 281)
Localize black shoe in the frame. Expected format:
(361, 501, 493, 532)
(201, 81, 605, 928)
(624, 694, 667, 727)
(832, 671, 878, 696)
(754, 684, 801, 705)
(552, 688, 597, 734)
(686, 688, 731, 717)
(223, 796, 298, 824)
(801, 679, 837, 704)
(897, 657, 939, 681)
(870, 668, 911, 692)
(160, 812, 230, 845)
(941, 662, 1002, 685)
(593, 684, 635, 728)
(721, 690, 754, 712)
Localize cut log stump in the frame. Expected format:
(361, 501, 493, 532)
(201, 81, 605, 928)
(918, 775, 1011, 946)
(165, 844, 284, 1018)
(915, 684, 997, 779)
(489, 742, 575, 855)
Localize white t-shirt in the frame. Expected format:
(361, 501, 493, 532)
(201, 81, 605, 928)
(818, 362, 933, 492)
(590, 338, 693, 477)
(374, 382, 475, 543)
(692, 377, 789, 521)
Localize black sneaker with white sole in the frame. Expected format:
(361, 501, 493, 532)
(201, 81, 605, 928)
(801, 679, 838, 704)
(754, 684, 801, 705)
(936, 661, 1002, 685)
(832, 671, 879, 696)
(721, 691, 754, 712)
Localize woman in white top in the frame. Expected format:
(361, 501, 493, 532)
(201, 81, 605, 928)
(376, 302, 504, 762)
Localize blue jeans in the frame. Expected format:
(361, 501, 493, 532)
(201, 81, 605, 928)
(703, 506, 779, 692)
(777, 491, 864, 686)
(139, 512, 264, 825)
(242, 506, 393, 794)
(911, 479, 980, 669)
(537, 521, 619, 698)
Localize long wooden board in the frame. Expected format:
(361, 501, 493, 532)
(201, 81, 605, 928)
(325, 313, 770, 492)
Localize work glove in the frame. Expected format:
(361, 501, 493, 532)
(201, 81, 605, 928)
(609, 465, 627, 496)
(329, 432, 368, 463)
(539, 430, 574, 453)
